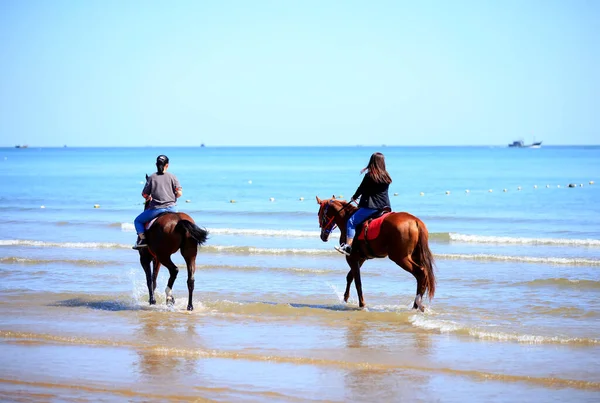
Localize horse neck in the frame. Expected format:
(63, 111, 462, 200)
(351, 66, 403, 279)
(334, 201, 357, 226)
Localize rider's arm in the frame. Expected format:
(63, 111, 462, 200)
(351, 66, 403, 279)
(142, 178, 152, 200)
(352, 175, 368, 201)
(173, 176, 183, 199)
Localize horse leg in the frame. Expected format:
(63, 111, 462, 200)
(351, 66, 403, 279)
(343, 269, 353, 303)
(392, 256, 425, 312)
(160, 255, 179, 306)
(343, 257, 365, 304)
(140, 251, 156, 305)
(348, 257, 366, 308)
(152, 258, 161, 303)
(182, 242, 198, 311)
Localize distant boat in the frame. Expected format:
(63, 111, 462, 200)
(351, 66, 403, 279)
(15, 145, 29, 149)
(508, 140, 542, 148)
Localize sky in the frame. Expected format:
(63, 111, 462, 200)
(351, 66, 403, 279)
(0, 0, 598, 147)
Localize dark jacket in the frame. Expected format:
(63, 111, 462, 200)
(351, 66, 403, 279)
(352, 174, 391, 210)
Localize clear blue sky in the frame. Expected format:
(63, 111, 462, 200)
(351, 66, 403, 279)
(1, 0, 598, 146)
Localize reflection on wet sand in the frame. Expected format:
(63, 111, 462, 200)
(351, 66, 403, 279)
(342, 319, 433, 401)
(134, 312, 201, 378)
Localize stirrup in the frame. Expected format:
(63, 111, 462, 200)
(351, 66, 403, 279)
(334, 243, 352, 256)
(132, 240, 148, 250)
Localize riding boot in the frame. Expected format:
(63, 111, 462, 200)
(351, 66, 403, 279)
(335, 237, 353, 256)
(133, 234, 148, 250)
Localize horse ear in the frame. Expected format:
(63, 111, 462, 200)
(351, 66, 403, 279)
(316, 196, 321, 204)
(332, 194, 336, 199)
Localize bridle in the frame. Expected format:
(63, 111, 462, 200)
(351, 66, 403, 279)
(319, 199, 356, 235)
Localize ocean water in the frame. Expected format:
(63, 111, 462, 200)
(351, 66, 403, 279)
(0, 146, 599, 402)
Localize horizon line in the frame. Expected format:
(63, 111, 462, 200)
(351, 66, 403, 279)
(3, 144, 600, 149)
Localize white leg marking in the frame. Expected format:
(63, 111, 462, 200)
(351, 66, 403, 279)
(415, 294, 424, 312)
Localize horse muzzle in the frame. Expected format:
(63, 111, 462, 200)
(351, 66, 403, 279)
(320, 230, 330, 242)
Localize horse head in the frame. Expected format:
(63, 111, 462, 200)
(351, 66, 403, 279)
(316, 195, 355, 242)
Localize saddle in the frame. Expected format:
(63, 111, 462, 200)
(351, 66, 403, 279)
(356, 207, 392, 242)
(144, 212, 171, 231)
(355, 208, 392, 258)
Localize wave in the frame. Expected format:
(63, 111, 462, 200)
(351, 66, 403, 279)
(2, 239, 599, 266)
(518, 278, 600, 290)
(118, 224, 600, 247)
(9, 216, 598, 248)
(436, 253, 600, 266)
(408, 315, 600, 346)
(0, 239, 127, 249)
(120, 222, 320, 237)
(0, 257, 354, 276)
(0, 257, 115, 267)
(447, 233, 600, 247)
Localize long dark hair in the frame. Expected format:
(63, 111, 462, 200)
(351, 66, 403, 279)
(361, 152, 392, 184)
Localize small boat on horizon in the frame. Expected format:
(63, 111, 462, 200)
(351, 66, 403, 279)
(508, 140, 542, 148)
(15, 145, 29, 149)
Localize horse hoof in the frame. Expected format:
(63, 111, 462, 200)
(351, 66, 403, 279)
(166, 297, 175, 306)
(149, 299, 156, 305)
(187, 305, 194, 311)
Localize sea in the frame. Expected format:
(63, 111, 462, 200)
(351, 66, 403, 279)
(0, 146, 599, 402)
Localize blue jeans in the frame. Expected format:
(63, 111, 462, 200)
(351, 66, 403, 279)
(134, 206, 176, 235)
(347, 207, 378, 239)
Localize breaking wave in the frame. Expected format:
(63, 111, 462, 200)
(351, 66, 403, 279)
(409, 315, 600, 345)
(2, 239, 599, 265)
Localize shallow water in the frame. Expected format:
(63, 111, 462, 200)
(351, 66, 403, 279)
(1, 146, 599, 401)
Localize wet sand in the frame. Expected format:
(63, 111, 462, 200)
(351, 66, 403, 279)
(1, 287, 599, 403)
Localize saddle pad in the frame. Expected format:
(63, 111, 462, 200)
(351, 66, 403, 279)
(145, 217, 159, 231)
(357, 212, 391, 241)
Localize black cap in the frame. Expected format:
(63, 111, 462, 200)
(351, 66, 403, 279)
(156, 155, 169, 165)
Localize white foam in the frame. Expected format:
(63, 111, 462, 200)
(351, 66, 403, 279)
(120, 224, 321, 238)
(409, 315, 600, 344)
(327, 282, 353, 305)
(436, 253, 600, 266)
(0, 239, 128, 249)
(449, 233, 600, 247)
(409, 315, 462, 333)
(208, 228, 321, 238)
(121, 223, 135, 232)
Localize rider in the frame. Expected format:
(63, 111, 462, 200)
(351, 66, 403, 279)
(336, 152, 392, 256)
(132, 155, 183, 249)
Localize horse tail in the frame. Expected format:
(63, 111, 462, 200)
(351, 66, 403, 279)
(413, 219, 436, 300)
(176, 220, 209, 246)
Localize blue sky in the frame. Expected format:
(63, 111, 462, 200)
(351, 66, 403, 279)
(0, 0, 598, 146)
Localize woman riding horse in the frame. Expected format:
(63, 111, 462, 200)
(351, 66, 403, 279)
(336, 152, 392, 256)
(317, 154, 435, 311)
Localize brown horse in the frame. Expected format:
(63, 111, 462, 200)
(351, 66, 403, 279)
(316, 196, 435, 311)
(138, 206, 208, 311)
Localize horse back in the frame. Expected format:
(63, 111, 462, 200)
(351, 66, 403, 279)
(363, 212, 423, 257)
(382, 212, 424, 237)
(151, 212, 194, 234)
